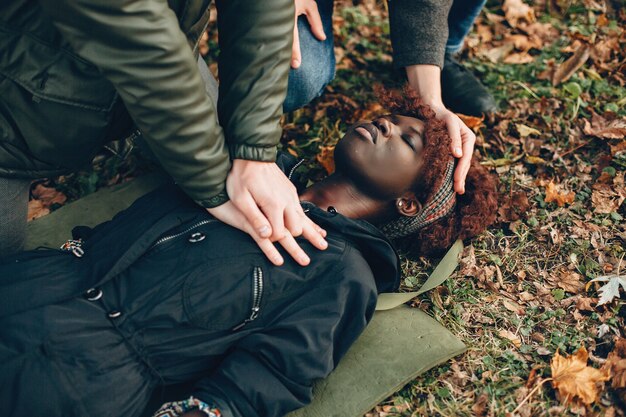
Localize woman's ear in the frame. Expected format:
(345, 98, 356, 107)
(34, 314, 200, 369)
(395, 192, 422, 217)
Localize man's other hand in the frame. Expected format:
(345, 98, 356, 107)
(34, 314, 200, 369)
(211, 159, 327, 266)
(291, 0, 326, 69)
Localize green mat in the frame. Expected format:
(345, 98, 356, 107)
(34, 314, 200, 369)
(26, 176, 466, 417)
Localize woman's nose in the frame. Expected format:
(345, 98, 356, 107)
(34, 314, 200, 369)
(373, 118, 392, 138)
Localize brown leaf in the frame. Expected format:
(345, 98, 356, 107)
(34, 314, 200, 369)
(457, 113, 484, 130)
(550, 346, 610, 406)
(575, 297, 596, 311)
(503, 0, 536, 28)
(583, 113, 626, 140)
(31, 184, 67, 207)
(552, 44, 591, 86)
(503, 52, 535, 64)
(544, 182, 575, 207)
(557, 271, 585, 294)
(316, 145, 335, 175)
(27, 199, 50, 221)
(606, 338, 626, 389)
(472, 392, 489, 417)
(498, 329, 522, 348)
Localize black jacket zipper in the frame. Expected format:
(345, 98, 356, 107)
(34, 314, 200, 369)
(149, 219, 215, 250)
(232, 266, 264, 331)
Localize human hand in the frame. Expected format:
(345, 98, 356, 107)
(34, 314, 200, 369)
(220, 159, 327, 265)
(405, 64, 476, 194)
(291, 0, 326, 68)
(427, 104, 476, 195)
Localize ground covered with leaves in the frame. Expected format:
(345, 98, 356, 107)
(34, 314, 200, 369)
(30, 0, 626, 416)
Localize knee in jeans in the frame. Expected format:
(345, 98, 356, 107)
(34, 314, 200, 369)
(284, 59, 335, 112)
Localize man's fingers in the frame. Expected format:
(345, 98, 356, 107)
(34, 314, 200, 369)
(304, 3, 326, 41)
(252, 235, 285, 266)
(291, 20, 301, 68)
(284, 205, 304, 237)
(262, 202, 287, 242)
(301, 217, 328, 250)
(446, 117, 463, 158)
(231, 192, 272, 238)
(278, 233, 310, 266)
(454, 126, 476, 194)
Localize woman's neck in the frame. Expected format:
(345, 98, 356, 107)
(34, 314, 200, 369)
(299, 173, 393, 221)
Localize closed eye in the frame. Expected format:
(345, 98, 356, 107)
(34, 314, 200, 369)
(401, 134, 416, 150)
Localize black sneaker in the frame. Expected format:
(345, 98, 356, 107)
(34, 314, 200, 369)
(442, 53, 497, 116)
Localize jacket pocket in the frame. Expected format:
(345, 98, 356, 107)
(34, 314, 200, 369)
(183, 261, 265, 332)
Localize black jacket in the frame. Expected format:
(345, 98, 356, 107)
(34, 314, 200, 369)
(0, 172, 399, 417)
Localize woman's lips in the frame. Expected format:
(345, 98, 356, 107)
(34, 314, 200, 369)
(355, 124, 378, 143)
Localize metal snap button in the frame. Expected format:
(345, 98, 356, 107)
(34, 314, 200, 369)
(188, 232, 206, 243)
(85, 288, 103, 301)
(107, 311, 122, 319)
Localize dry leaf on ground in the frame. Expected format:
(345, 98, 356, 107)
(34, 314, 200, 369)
(587, 275, 626, 305)
(503, 0, 536, 28)
(550, 346, 610, 406)
(583, 113, 626, 140)
(545, 182, 576, 207)
(552, 44, 591, 86)
(606, 338, 626, 389)
(27, 199, 50, 221)
(316, 145, 336, 175)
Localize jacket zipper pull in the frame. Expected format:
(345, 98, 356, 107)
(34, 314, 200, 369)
(232, 306, 260, 332)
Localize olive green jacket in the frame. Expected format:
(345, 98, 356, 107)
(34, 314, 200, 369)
(0, 0, 293, 207)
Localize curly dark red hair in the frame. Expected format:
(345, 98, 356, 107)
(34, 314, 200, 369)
(376, 86, 498, 257)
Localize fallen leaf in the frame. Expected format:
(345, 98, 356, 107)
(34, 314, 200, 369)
(552, 44, 591, 86)
(503, 0, 536, 28)
(592, 180, 626, 214)
(587, 275, 626, 305)
(316, 145, 336, 175)
(544, 182, 575, 207)
(472, 392, 489, 417)
(457, 114, 484, 130)
(31, 183, 67, 206)
(575, 297, 596, 311)
(606, 338, 626, 390)
(516, 123, 541, 137)
(504, 52, 535, 64)
(550, 346, 610, 406)
(481, 43, 515, 63)
(557, 271, 585, 294)
(498, 329, 522, 348)
(27, 199, 50, 221)
(583, 113, 626, 140)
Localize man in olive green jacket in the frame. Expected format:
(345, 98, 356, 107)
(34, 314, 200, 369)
(0, 0, 326, 262)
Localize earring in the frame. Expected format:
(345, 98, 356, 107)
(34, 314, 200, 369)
(397, 200, 404, 208)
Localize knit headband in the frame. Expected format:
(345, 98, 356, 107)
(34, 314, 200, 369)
(380, 160, 456, 239)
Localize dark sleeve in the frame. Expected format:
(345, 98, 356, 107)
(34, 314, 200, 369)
(215, 0, 294, 162)
(37, 0, 231, 207)
(388, 0, 453, 69)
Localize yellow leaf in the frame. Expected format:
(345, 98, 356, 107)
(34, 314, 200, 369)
(502, 0, 536, 28)
(516, 123, 541, 137)
(544, 182, 575, 207)
(316, 145, 336, 175)
(550, 346, 610, 406)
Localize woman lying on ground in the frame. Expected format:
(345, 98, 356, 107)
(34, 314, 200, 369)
(0, 88, 497, 417)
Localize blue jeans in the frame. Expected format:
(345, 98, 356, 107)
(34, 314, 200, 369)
(446, 0, 487, 54)
(284, 0, 486, 112)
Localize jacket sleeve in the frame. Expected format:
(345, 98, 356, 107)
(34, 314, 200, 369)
(388, 0, 453, 69)
(37, 0, 230, 208)
(215, 0, 294, 162)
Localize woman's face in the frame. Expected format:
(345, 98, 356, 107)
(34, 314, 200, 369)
(334, 115, 425, 198)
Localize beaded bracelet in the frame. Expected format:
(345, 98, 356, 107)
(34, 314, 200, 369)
(153, 396, 221, 417)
